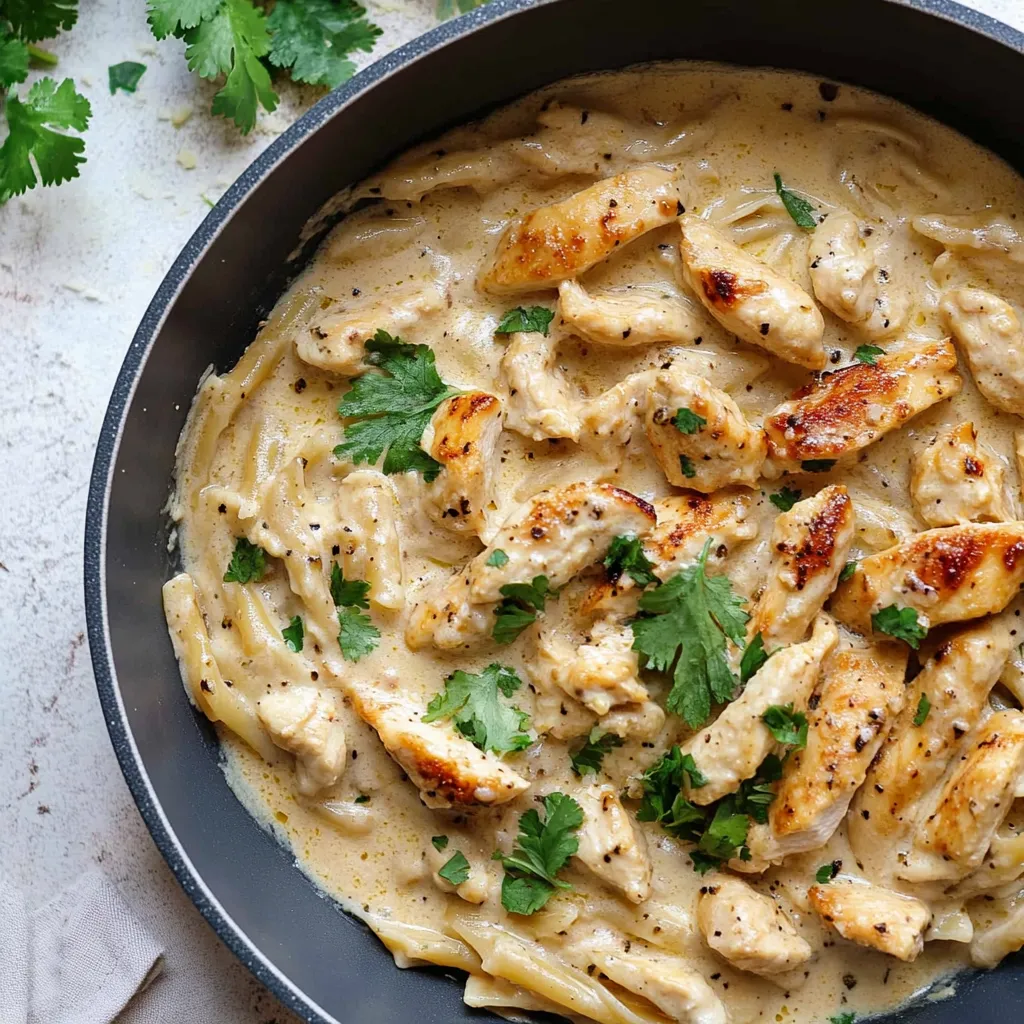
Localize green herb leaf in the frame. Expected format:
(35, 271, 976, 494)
(436, 0, 489, 19)
(147, 0, 222, 38)
(330, 562, 370, 609)
(570, 727, 624, 776)
(495, 306, 554, 336)
(604, 535, 659, 588)
(636, 747, 710, 836)
(839, 560, 858, 582)
(223, 537, 268, 584)
(486, 549, 509, 568)
(282, 614, 304, 652)
(816, 860, 841, 884)
(108, 61, 147, 94)
(913, 691, 931, 727)
(672, 407, 707, 434)
(496, 793, 583, 915)
(697, 801, 750, 861)
(354, 794, 370, 803)
(769, 486, 802, 512)
(337, 605, 379, 661)
(431, 835, 449, 850)
(739, 632, 768, 684)
(266, 0, 380, 89)
(423, 663, 531, 754)
(334, 330, 456, 480)
(774, 172, 817, 229)
(733, 754, 783, 824)
(4, 0, 78, 42)
(0, 77, 91, 202)
(872, 604, 927, 649)
(800, 459, 836, 473)
(830, 1014, 856, 1024)
(0, 33, 30, 88)
(762, 703, 809, 749)
(631, 539, 748, 729)
(492, 575, 550, 645)
(854, 344, 885, 365)
(679, 454, 697, 479)
(438, 850, 470, 885)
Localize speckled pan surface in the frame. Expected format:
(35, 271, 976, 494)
(84, 1, 1024, 1021)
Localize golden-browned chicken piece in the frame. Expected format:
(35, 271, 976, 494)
(940, 287, 1024, 416)
(573, 782, 653, 903)
(808, 210, 908, 340)
(500, 331, 581, 442)
(348, 680, 530, 809)
(682, 614, 838, 805)
(643, 368, 767, 491)
(406, 483, 655, 649)
(911, 422, 1015, 528)
(557, 279, 701, 347)
(748, 645, 908, 864)
(422, 392, 504, 538)
(678, 215, 826, 369)
(848, 616, 1013, 864)
(762, 341, 962, 475)
(747, 485, 856, 648)
(577, 369, 655, 447)
(479, 166, 683, 294)
(295, 283, 444, 376)
(900, 710, 1024, 883)
(808, 881, 931, 961)
(830, 522, 1024, 634)
(697, 876, 814, 976)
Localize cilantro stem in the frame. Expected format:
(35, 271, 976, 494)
(27, 45, 59, 67)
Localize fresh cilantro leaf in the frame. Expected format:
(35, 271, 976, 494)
(437, 0, 489, 19)
(108, 61, 147, 94)
(431, 835, 449, 851)
(679, 454, 697, 479)
(486, 549, 509, 568)
(353, 794, 370, 803)
(774, 172, 817, 229)
(636, 747, 709, 838)
(689, 850, 723, 875)
(495, 306, 554, 336)
(762, 703, 809, 748)
(733, 754, 783, 824)
(631, 539, 748, 729)
(438, 850, 470, 885)
(570, 727, 624, 776)
(496, 793, 583, 915)
(0, 33, 29, 88)
(816, 860, 841, 884)
(4, 0, 78, 42)
(854, 344, 884, 365)
(0, 77, 91, 202)
(223, 537, 268, 583)
(282, 614, 304, 652)
(769, 486, 801, 512)
(839, 560, 858, 582)
(423, 663, 531, 754)
(913, 691, 931, 727)
(267, 0, 380, 89)
(739, 632, 768, 684)
(492, 575, 550, 645)
(147, 0, 222, 38)
(337, 605, 379, 661)
(672, 407, 706, 434)
(801, 459, 836, 473)
(830, 1014, 856, 1024)
(697, 801, 750, 861)
(604, 535, 659, 588)
(334, 331, 457, 480)
(330, 562, 370, 608)
(872, 604, 927, 649)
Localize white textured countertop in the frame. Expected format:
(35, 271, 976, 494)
(1, 1, 1022, 1021)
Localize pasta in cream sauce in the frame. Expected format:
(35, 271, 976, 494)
(163, 63, 1024, 1024)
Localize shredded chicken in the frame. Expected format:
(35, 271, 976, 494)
(911, 421, 1015, 527)
(348, 681, 529, 808)
(809, 881, 932, 962)
(762, 341, 962, 475)
(678, 215, 826, 369)
(697, 876, 813, 976)
(574, 783, 653, 903)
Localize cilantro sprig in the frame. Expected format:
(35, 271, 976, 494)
(774, 172, 817, 229)
(604, 535, 659, 588)
(223, 537, 268, 583)
(672, 407, 706, 434)
(631, 539, 748, 729)
(423, 663, 531, 754)
(438, 850, 470, 885)
(334, 331, 459, 481)
(147, 0, 381, 133)
(569, 727, 624, 776)
(762, 703, 809, 748)
(108, 61, 146, 94)
(769, 486, 802, 512)
(854, 344, 884, 365)
(493, 575, 550, 645)
(329, 561, 378, 661)
(913, 691, 931, 727)
(494, 793, 583, 915)
(495, 306, 554, 336)
(282, 614, 304, 652)
(872, 604, 927, 649)
(739, 632, 768, 684)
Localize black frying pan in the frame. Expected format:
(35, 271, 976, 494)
(84, 1, 1024, 1020)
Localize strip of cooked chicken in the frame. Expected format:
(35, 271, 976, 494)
(500, 330, 581, 442)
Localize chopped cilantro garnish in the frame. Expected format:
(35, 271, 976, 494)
(223, 537, 268, 584)
(679, 454, 697, 478)
(774, 172, 817, 229)
(438, 850, 470, 885)
(431, 834, 449, 851)
(839, 560, 858, 582)
(495, 306, 554, 336)
(569, 727, 624, 776)
(762, 703, 809, 749)
(854, 344, 885, 365)
(913, 691, 931, 727)
(108, 61, 146, 94)
(492, 575, 550, 645)
(330, 562, 370, 609)
(337, 606, 379, 661)
(423, 663, 531, 754)
(354, 794, 370, 804)
(282, 614, 304, 652)
(769, 486, 802, 512)
(872, 604, 927, 649)
(604, 535, 659, 588)
(672, 407, 706, 434)
(740, 632, 769, 684)
(830, 1014, 856, 1024)
(801, 459, 836, 473)
(816, 860, 841, 884)
(486, 548, 509, 568)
